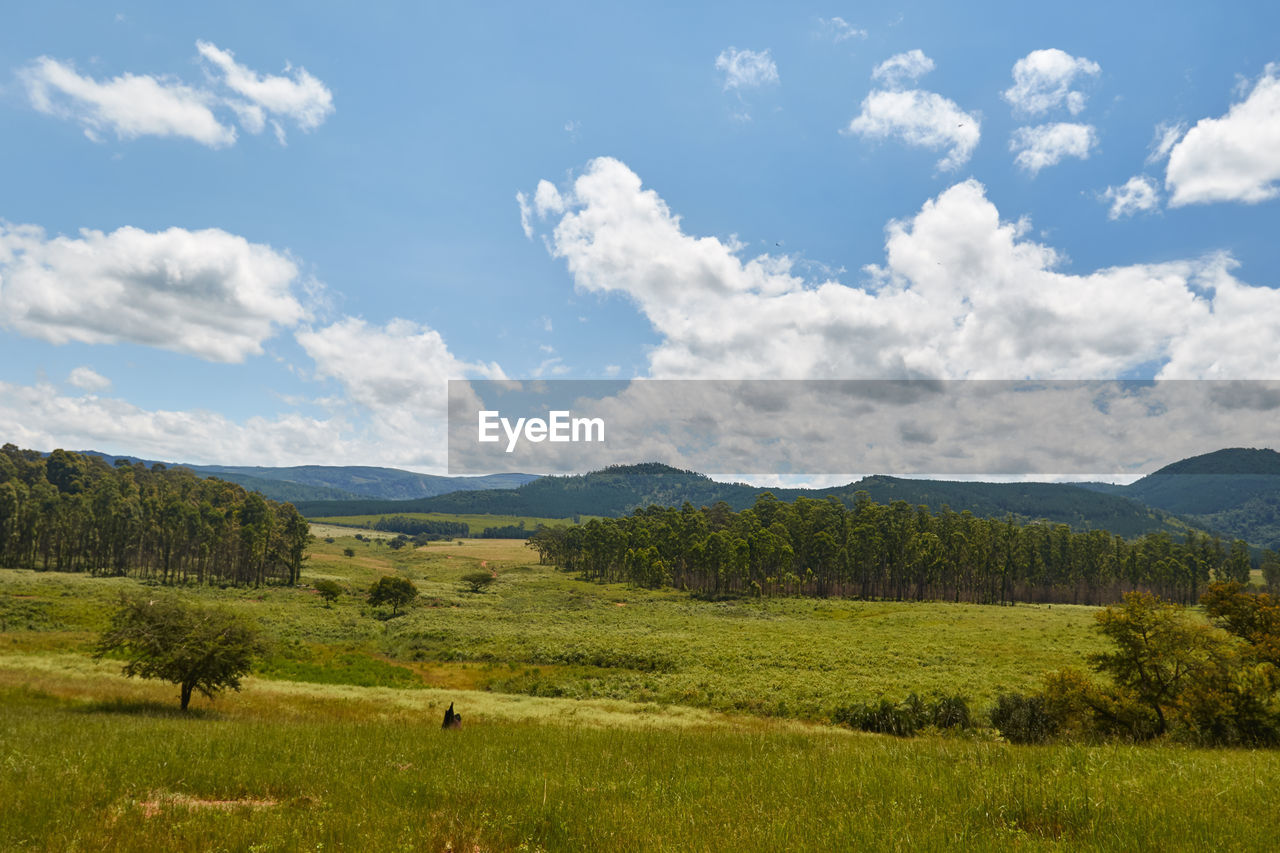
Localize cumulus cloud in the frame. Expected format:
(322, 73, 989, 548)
(1002, 48, 1101, 115)
(0, 221, 306, 362)
(196, 41, 334, 141)
(871, 49, 934, 87)
(1165, 64, 1280, 206)
(818, 17, 866, 43)
(1103, 176, 1160, 219)
(19, 57, 236, 147)
(294, 317, 505, 469)
(528, 157, 1280, 381)
(846, 89, 980, 171)
(297, 317, 503, 416)
(715, 47, 779, 90)
(1010, 122, 1097, 174)
(68, 366, 111, 392)
(0, 379, 351, 466)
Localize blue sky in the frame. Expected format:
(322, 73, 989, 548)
(1, 1, 1278, 472)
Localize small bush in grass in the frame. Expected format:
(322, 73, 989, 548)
(931, 694, 972, 729)
(990, 692, 1059, 744)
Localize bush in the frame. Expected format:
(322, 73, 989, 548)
(461, 571, 497, 593)
(831, 693, 972, 737)
(990, 692, 1059, 744)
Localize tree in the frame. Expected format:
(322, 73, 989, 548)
(94, 595, 263, 711)
(368, 575, 418, 615)
(461, 571, 496, 593)
(342, 547, 356, 559)
(314, 579, 343, 604)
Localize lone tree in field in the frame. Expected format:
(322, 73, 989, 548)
(461, 571, 497, 593)
(314, 579, 343, 604)
(368, 575, 418, 615)
(94, 595, 264, 711)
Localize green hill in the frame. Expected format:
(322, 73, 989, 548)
(1111, 448, 1280, 548)
(295, 462, 1196, 539)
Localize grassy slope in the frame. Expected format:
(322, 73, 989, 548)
(3, 530, 1277, 849)
(2, 532, 1102, 715)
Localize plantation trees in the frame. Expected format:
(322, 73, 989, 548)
(94, 595, 264, 710)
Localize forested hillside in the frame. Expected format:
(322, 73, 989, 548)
(1079, 448, 1280, 548)
(297, 462, 1195, 539)
(1, 445, 309, 585)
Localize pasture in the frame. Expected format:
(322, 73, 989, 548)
(2, 528, 1277, 850)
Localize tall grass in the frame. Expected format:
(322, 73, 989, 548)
(2, 683, 1277, 851)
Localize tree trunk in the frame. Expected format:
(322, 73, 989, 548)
(181, 682, 194, 711)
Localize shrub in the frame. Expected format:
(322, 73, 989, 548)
(990, 692, 1059, 744)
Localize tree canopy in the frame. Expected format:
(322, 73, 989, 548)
(94, 594, 264, 710)
(0, 445, 310, 586)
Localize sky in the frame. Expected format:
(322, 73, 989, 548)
(2, 1, 1279, 475)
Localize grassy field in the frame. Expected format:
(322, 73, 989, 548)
(3, 528, 1277, 850)
(1, 531, 1103, 716)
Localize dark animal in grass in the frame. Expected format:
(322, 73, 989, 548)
(442, 702, 462, 730)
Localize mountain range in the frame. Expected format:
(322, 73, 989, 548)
(79, 453, 540, 503)
(78, 447, 1280, 549)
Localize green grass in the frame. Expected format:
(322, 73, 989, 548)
(2, 535, 1277, 849)
(1, 533, 1103, 717)
(1, 681, 1277, 852)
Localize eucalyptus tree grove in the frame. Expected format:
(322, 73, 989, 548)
(0, 445, 309, 585)
(529, 493, 1257, 605)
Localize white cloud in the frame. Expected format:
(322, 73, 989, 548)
(0, 379, 352, 466)
(296, 317, 502, 416)
(530, 157, 1280, 382)
(846, 89, 980, 171)
(516, 191, 534, 238)
(0, 220, 305, 362)
(196, 41, 334, 140)
(1165, 64, 1280, 206)
(715, 47, 779, 90)
(20, 43, 333, 148)
(20, 56, 236, 147)
(1002, 49, 1101, 115)
(1103, 176, 1160, 219)
(1147, 121, 1186, 165)
(68, 366, 111, 392)
(1010, 122, 1097, 174)
(818, 17, 867, 43)
(871, 49, 934, 88)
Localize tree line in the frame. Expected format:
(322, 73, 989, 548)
(0, 445, 309, 585)
(529, 493, 1280, 605)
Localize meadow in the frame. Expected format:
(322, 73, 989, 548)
(3, 525, 1278, 850)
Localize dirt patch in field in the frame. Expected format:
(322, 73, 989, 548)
(139, 793, 280, 818)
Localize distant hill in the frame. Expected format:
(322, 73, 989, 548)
(79, 452, 540, 503)
(1104, 448, 1280, 549)
(297, 462, 1196, 539)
